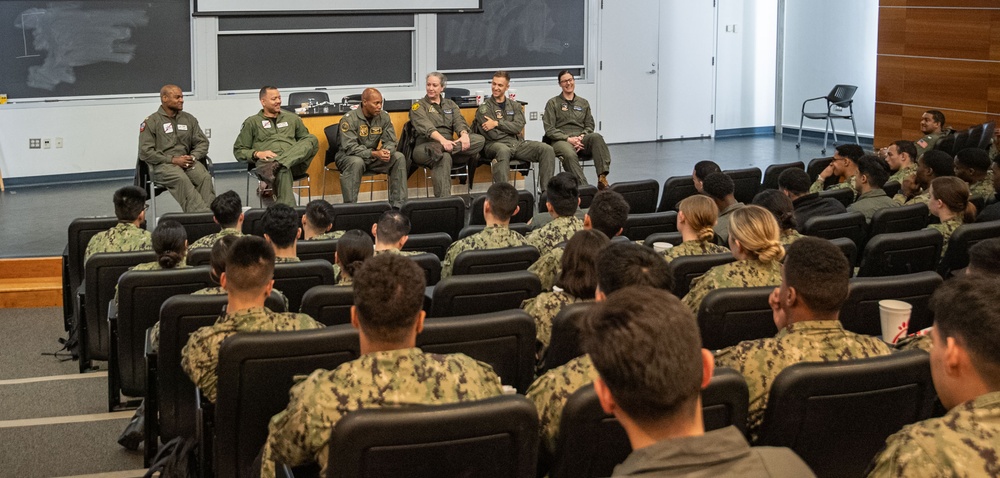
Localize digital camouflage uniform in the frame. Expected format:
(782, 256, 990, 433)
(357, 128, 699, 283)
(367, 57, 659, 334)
(308, 230, 344, 241)
(895, 333, 932, 353)
(441, 224, 530, 278)
(888, 163, 918, 185)
(714, 320, 892, 440)
(526, 354, 596, 454)
(848, 189, 899, 223)
(968, 178, 995, 203)
(374, 247, 422, 257)
(522, 290, 585, 349)
(529, 247, 564, 291)
(188, 228, 243, 250)
(779, 229, 805, 246)
(181, 306, 323, 403)
(260, 347, 503, 478)
(809, 174, 858, 199)
(915, 131, 948, 158)
(336, 109, 407, 208)
(867, 391, 1000, 478)
(113, 259, 188, 308)
(682, 259, 783, 313)
(149, 285, 227, 354)
(542, 94, 611, 185)
(139, 106, 214, 213)
(233, 109, 319, 206)
(275, 256, 301, 263)
(84, 223, 152, 263)
(927, 217, 963, 256)
(408, 96, 485, 198)
(526, 216, 584, 257)
(894, 190, 930, 206)
(474, 95, 555, 190)
(661, 240, 730, 263)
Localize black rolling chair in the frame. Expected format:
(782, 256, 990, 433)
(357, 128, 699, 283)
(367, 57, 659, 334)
(299, 285, 354, 327)
(429, 271, 541, 317)
(806, 157, 835, 184)
(325, 395, 538, 478)
(401, 197, 466, 240)
(818, 187, 855, 208)
(409, 252, 443, 286)
(296, 238, 338, 263)
(400, 232, 453, 260)
(938, 220, 1000, 278)
(244, 161, 310, 207)
(668, 253, 736, 298)
(608, 179, 659, 214)
(136, 156, 214, 221)
(417, 310, 536, 393)
(795, 84, 860, 155)
(840, 271, 942, 337)
(329, 202, 391, 240)
(857, 229, 942, 277)
(458, 223, 532, 239)
(657, 175, 698, 212)
(724, 167, 762, 205)
(272, 260, 337, 312)
(698, 286, 779, 350)
(621, 211, 677, 240)
(451, 246, 540, 276)
(322, 123, 388, 201)
(469, 190, 535, 225)
(160, 211, 218, 244)
(537, 303, 593, 375)
(65, 216, 123, 333)
(756, 350, 937, 478)
(802, 211, 867, 248)
(761, 161, 805, 191)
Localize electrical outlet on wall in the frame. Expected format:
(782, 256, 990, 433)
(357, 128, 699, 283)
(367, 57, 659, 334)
(529, 112, 538, 120)
(55, 137, 63, 148)
(43, 139, 51, 149)
(29, 138, 41, 149)
(205, 128, 211, 138)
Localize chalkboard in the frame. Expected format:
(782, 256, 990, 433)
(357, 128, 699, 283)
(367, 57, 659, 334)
(437, 0, 584, 72)
(0, 0, 191, 100)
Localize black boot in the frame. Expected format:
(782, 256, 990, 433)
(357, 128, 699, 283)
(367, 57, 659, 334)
(117, 400, 145, 450)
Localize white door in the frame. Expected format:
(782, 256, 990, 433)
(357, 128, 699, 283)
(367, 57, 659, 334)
(657, 1, 716, 139)
(597, 0, 660, 144)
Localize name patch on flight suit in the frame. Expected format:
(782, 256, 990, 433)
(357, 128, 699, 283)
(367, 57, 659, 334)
(163, 123, 174, 134)
(262, 120, 272, 129)
(178, 124, 188, 131)
(277, 122, 288, 128)
(371, 127, 382, 135)
(573, 106, 583, 111)
(443, 109, 453, 114)
(359, 125, 369, 137)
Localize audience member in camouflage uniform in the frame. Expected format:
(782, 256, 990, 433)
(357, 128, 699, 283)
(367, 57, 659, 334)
(809, 143, 863, 198)
(371, 210, 422, 257)
(530, 189, 628, 290)
(661, 194, 730, 262)
(261, 203, 301, 262)
(582, 287, 814, 477)
(868, 276, 1000, 477)
(683, 206, 785, 313)
(527, 172, 585, 256)
(753, 190, 805, 247)
(261, 253, 503, 478)
(442, 183, 530, 278)
(523, 229, 608, 349)
(85, 186, 152, 263)
(927, 176, 975, 256)
(715, 237, 892, 440)
(336, 88, 408, 208)
(527, 242, 673, 454)
(954, 147, 995, 202)
(300, 199, 340, 241)
(848, 155, 899, 223)
(182, 236, 323, 404)
(188, 191, 244, 250)
(894, 150, 954, 206)
(333, 230, 373, 286)
(702, 172, 745, 245)
(883, 140, 919, 185)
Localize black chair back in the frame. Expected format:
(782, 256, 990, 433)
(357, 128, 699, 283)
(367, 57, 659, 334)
(273, 260, 337, 312)
(429, 271, 541, 317)
(668, 253, 736, 298)
(868, 203, 928, 238)
(757, 350, 937, 478)
(418, 310, 536, 393)
(81, 251, 156, 364)
(214, 326, 361, 478)
(296, 239, 338, 264)
(443, 87, 472, 99)
(608, 179, 659, 214)
(459, 223, 531, 239)
(841, 271, 942, 336)
(828, 237, 859, 273)
(327, 395, 538, 478)
(187, 248, 212, 267)
(401, 197, 466, 240)
(724, 167, 762, 205)
(761, 161, 804, 191)
(883, 181, 901, 198)
(401, 232, 453, 260)
(818, 187, 855, 208)
(621, 211, 677, 240)
(642, 231, 683, 247)
(299, 285, 355, 326)
(806, 157, 834, 183)
(452, 246, 540, 276)
(657, 175, 698, 212)
(330, 202, 392, 240)
(470, 190, 535, 225)
(242, 206, 307, 237)
(802, 211, 867, 248)
(537, 302, 593, 375)
(698, 286, 778, 350)
(938, 220, 1000, 277)
(323, 123, 341, 167)
(409, 252, 442, 286)
(66, 216, 123, 324)
(160, 212, 220, 243)
(857, 229, 942, 277)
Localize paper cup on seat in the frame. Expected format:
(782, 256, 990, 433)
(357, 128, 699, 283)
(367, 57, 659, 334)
(879, 300, 912, 344)
(653, 242, 673, 254)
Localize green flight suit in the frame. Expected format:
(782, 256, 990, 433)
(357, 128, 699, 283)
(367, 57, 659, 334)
(335, 109, 407, 208)
(139, 106, 214, 212)
(474, 96, 555, 191)
(542, 94, 611, 184)
(234, 109, 319, 206)
(408, 96, 485, 197)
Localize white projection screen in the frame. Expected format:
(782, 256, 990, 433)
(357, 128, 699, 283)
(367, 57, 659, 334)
(195, 0, 481, 15)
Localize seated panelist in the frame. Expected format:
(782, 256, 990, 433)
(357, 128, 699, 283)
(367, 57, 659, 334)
(335, 88, 407, 208)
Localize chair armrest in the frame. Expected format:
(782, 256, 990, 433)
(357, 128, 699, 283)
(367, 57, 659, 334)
(800, 96, 828, 112)
(145, 327, 156, 358)
(108, 300, 118, 323)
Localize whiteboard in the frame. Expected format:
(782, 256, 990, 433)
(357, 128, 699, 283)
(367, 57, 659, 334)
(195, 0, 481, 15)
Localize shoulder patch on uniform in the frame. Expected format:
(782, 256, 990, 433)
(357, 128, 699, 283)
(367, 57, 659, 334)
(139, 121, 146, 132)
(916, 139, 928, 148)
(478, 105, 488, 113)
(411, 103, 420, 111)
(340, 121, 349, 132)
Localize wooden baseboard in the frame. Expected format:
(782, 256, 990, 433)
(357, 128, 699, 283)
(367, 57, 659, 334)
(0, 257, 63, 308)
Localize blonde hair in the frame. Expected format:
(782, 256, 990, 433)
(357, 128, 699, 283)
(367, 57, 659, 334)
(678, 195, 718, 243)
(728, 205, 785, 262)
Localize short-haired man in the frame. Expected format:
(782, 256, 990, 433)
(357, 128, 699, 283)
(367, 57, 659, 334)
(526, 172, 585, 256)
(702, 172, 744, 244)
(884, 140, 918, 184)
(715, 237, 891, 440)
(867, 276, 1000, 477)
(583, 287, 814, 477)
(693, 160, 722, 193)
(894, 149, 955, 205)
(409, 72, 485, 198)
(778, 168, 847, 232)
(847, 155, 898, 223)
(301, 199, 341, 241)
(139, 84, 215, 213)
(189, 190, 244, 249)
(526, 241, 672, 454)
(915, 109, 949, 157)
(441, 183, 530, 278)
(262, 204, 301, 262)
(810, 143, 864, 197)
(475, 71, 555, 192)
(260, 253, 503, 478)
(234, 86, 319, 206)
(544, 70, 612, 189)
(336, 88, 407, 208)
(529, 189, 630, 291)
(954, 147, 995, 202)
(371, 210, 420, 256)
(85, 185, 152, 262)
(182, 236, 323, 403)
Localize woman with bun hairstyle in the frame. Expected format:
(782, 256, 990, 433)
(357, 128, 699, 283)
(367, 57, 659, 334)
(661, 194, 730, 263)
(682, 205, 785, 312)
(333, 229, 374, 286)
(926, 176, 975, 256)
(752, 189, 803, 246)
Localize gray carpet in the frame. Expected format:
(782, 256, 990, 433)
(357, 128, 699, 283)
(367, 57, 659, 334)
(0, 418, 143, 477)
(0, 376, 109, 420)
(0, 307, 80, 380)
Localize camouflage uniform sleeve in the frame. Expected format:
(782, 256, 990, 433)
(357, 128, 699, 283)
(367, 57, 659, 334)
(528, 249, 561, 291)
(682, 271, 718, 313)
(440, 239, 470, 280)
(261, 369, 341, 478)
(525, 356, 595, 454)
(233, 116, 258, 163)
(866, 428, 936, 478)
(808, 177, 826, 194)
(180, 326, 229, 403)
(542, 97, 567, 141)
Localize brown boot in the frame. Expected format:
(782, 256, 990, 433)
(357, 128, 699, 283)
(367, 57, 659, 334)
(255, 160, 280, 187)
(598, 174, 609, 191)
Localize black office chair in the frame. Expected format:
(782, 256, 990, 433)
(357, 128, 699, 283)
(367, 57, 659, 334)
(857, 229, 942, 277)
(322, 123, 388, 201)
(761, 161, 805, 191)
(329, 202, 392, 240)
(698, 286, 779, 350)
(409, 252, 443, 286)
(296, 238, 337, 264)
(244, 160, 310, 207)
(65, 216, 123, 334)
(443, 87, 472, 99)
(136, 156, 214, 221)
(429, 271, 541, 317)
(458, 223, 532, 239)
(401, 197, 466, 240)
(802, 211, 867, 248)
(756, 350, 937, 478)
(451, 246, 540, 276)
(867, 203, 929, 242)
(160, 211, 219, 244)
(187, 248, 212, 267)
(657, 175, 698, 212)
(938, 220, 1000, 278)
(287, 91, 330, 108)
(724, 167, 762, 205)
(795, 84, 860, 155)
(608, 179, 658, 214)
(828, 237, 859, 273)
(806, 157, 835, 184)
(325, 395, 538, 478)
(537, 302, 593, 375)
(537, 184, 598, 213)
(840, 271, 942, 337)
(418, 310, 536, 393)
(400, 232, 453, 260)
(668, 253, 736, 298)
(642, 231, 683, 247)
(272, 260, 337, 312)
(469, 190, 535, 225)
(621, 211, 677, 240)
(299, 285, 354, 327)
(818, 187, 855, 208)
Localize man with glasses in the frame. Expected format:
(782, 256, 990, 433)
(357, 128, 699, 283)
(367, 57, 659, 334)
(543, 71, 612, 190)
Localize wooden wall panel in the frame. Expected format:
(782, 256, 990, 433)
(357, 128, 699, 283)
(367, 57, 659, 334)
(877, 57, 992, 112)
(881, 0, 1000, 7)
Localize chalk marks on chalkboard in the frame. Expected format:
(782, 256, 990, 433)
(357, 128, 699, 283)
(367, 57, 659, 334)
(15, 3, 149, 90)
(439, 0, 565, 62)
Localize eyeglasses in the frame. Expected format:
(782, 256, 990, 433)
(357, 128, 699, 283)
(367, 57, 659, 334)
(559, 78, 575, 84)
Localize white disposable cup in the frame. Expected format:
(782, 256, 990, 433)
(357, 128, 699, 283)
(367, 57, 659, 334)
(475, 90, 484, 105)
(653, 242, 673, 253)
(508, 88, 517, 101)
(879, 300, 912, 344)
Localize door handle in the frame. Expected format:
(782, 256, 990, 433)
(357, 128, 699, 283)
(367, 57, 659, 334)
(647, 69, 656, 74)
